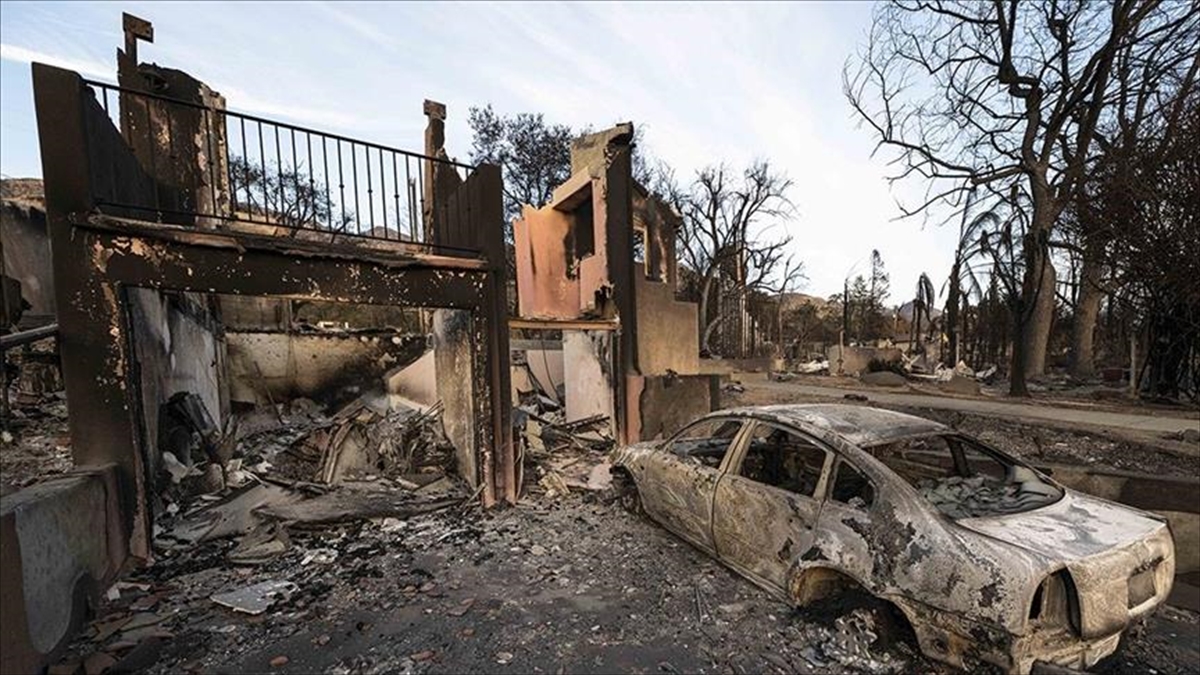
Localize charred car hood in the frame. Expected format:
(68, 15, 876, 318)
(955, 490, 1167, 563)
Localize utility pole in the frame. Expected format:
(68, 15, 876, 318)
(838, 279, 849, 376)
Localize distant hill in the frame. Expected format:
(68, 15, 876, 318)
(896, 299, 942, 323)
(777, 292, 833, 312)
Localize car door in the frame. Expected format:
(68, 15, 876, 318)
(638, 416, 747, 555)
(711, 421, 832, 593)
(808, 457, 878, 596)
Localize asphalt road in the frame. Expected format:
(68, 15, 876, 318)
(749, 380, 1200, 436)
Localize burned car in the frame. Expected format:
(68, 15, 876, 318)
(610, 404, 1175, 674)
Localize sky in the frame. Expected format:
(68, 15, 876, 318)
(0, 1, 960, 302)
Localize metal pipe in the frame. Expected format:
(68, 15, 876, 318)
(0, 324, 59, 350)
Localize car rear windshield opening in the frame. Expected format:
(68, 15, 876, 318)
(862, 434, 1062, 519)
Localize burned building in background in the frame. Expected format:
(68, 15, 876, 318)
(512, 123, 718, 445)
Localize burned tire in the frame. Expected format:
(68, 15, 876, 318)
(610, 469, 644, 516)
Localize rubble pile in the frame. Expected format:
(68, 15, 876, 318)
(279, 399, 453, 486)
(794, 607, 908, 673)
(154, 392, 462, 556)
(519, 410, 615, 500)
(917, 475, 1047, 519)
(512, 369, 616, 500)
(53, 492, 943, 675)
(0, 340, 71, 495)
(157, 392, 454, 501)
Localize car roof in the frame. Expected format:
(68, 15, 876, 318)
(712, 403, 949, 447)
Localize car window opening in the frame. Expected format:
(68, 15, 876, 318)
(740, 425, 827, 497)
(864, 434, 1062, 519)
(830, 461, 875, 509)
(668, 418, 741, 468)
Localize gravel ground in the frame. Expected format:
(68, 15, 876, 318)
(48, 488, 1197, 675)
(24, 382, 1200, 674)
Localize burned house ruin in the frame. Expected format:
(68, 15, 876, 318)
(512, 123, 718, 445)
(3, 16, 514, 672)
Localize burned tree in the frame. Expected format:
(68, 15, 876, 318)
(943, 189, 988, 366)
(1062, 33, 1199, 381)
(1081, 87, 1200, 400)
(845, 0, 1198, 396)
(467, 105, 575, 224)
(229, 156, 337, 230)
(910, 272, 936, 354)
(673, 161, 803, 356)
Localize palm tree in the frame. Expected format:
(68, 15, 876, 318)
(911, 272, 936, 354)
(946, 185, 1033, 393)
(943, 188, 999, 366)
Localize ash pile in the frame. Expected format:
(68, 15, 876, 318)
(53, 391, 471, 672)
(917, 474, 1051, 519)
(791, 607, 910, 673)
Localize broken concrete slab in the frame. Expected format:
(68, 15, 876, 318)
(210, 580, 297, 615)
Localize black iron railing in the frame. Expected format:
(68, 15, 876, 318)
(82, 79, 476, 251)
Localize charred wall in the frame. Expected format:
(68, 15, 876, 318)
(1, 183, 55, 322)
(125, 288, 228, 486)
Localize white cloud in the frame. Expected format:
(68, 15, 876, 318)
(309, 1, 397, 54)
(218, 84, 360, 131)
(0, 42, 358, 131)
(0, 42, 113, 81)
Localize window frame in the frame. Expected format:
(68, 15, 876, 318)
(728, 420, 835, 501)
(826, 457, 878, 512)
(662, 415, 749, 472)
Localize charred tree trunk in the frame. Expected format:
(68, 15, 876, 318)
(698, 270, 716, 355)
(1069, 254, 1104, 379)
(946, 265, 961, 365)
(1020, 196, 1057, 380)
(1024, 257, 1056, 378)
(1009, 299, 1030, 396)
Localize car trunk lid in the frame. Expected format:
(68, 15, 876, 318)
(955, 490, 1164, 562)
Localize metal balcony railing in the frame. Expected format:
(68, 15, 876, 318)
(82, 79, 477, 252)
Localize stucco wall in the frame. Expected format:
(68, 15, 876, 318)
(126, 288, 227, 481)
(634, 274, 699, 376)
(563, 330, 615, 435)
(826, 345, 903, 376)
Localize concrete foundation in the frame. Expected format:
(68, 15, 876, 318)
(0, 466, 127, 675)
